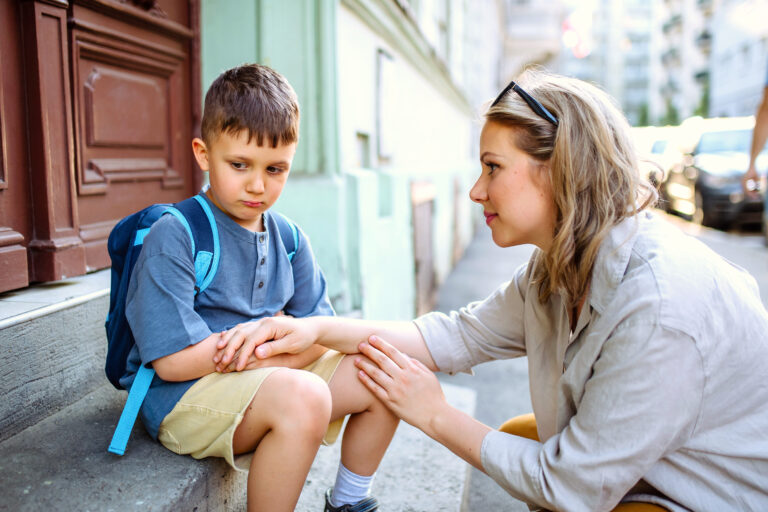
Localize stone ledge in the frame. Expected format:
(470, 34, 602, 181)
(0, 295, 110, 442)
(0, 384, 247, 512)
(0, 269, 110, 328)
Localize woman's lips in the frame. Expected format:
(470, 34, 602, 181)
(484, 212, 497, 225)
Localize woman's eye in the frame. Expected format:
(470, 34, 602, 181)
(484, 162, 498, 174)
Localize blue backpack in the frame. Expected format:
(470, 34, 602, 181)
(105, 193, 298, 455)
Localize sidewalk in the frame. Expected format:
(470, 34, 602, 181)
(434, 223, 534, 511)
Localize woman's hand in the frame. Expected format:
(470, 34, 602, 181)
(355, 335, 448, 434)
(214, 316, 319, 372)
(217, 344, 329, 373)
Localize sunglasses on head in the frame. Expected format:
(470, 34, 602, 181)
(491, 80, 558, 127)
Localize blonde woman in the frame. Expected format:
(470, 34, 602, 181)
(216, 71, 768, 511)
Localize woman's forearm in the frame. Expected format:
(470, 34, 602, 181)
(425, 403, 491, 471)
(310, 317, 439, 371)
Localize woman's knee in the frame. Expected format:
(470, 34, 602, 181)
(499, 413, 539, 441)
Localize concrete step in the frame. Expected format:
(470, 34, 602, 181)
(0, 270, 111, 442)
(0, 383, 247, 512)
(0, 380, 475, 511)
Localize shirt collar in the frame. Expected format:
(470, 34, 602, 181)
(198, 189, 269, 244)
(588, 211, 648, 315)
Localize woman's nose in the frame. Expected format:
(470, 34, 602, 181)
(469, 175, 487, 204)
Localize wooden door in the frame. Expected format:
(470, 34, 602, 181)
(0, 0, 32, 292)
(411, 181, 437, 316)
(0, 0, 200, 294)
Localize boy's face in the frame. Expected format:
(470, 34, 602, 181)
(192, 130, 296, 232)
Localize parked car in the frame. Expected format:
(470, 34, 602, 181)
(661, 116, 766, 230)
(632, 125, 685, 189)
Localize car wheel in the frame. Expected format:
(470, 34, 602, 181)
(694, 189, 727, 230)
(692, 190, 705, 225)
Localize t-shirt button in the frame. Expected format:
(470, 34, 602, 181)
(259, 235, 265, 243)
(260, 257, 265, 265)
(258, 281, 264, 289)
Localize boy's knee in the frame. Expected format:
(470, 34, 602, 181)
(267, 369, 331, 435)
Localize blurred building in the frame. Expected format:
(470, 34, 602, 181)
(555, 0, 718, 126)
(501, 0, 565, 81)
(709, 0, 768, 117)
(556, 0, 655, 126)
(655, 0, 717, 124)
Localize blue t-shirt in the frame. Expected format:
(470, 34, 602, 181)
(123, 194, 334, 439)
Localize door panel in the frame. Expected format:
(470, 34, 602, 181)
(71, 1, 195, 270)
(0, 0, 31, 292)
(0, 0, 198, 293)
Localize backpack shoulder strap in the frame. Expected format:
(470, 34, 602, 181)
(272, 212, 299, 262)
(108, 364, 154, 455)
(173, 194, 220, 293)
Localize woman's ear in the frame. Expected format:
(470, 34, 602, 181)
(191, 138, 210, 171)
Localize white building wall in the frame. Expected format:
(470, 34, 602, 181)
(335, 1, 504, 317)
(336, 6, 472, 174)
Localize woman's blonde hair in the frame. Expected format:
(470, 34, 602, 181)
(485, 68, 656, 307)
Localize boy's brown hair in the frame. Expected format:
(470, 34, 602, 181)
(201, 63, 299, 147)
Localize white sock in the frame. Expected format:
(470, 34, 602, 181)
(330, 463, 375, 507)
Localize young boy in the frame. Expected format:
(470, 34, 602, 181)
(123, 64, 397, 512)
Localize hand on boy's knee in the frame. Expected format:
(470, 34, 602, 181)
(355, 335, 446, 430)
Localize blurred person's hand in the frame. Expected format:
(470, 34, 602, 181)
(742, 164, 761, 198)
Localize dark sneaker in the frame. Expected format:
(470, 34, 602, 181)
(324, 488, 379, 512)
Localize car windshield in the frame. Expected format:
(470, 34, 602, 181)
(651, 140, 668, 153)
(695, 129, 751, 154)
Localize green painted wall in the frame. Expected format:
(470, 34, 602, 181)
(200, 1, 258, 91)
(200, 0, 351, 311)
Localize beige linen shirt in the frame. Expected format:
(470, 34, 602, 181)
(415, 212, 768, 511)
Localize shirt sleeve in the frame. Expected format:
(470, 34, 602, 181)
(480, 323, 704, 512)
(283, 226, 335, 318)
(413, 263, 529, 374)
(125, 214, 213, 364)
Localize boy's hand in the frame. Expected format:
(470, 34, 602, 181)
(214, 316, 318, 372)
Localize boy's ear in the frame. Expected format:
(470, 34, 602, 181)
(192, 138, 210, 171)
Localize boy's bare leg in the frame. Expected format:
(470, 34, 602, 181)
(329, 356, 399, 476)
(233, 368, 332, 512)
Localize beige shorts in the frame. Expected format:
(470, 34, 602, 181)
(157, 350, 346, 471)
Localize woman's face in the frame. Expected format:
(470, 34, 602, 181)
(471, 121, 557, 251)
